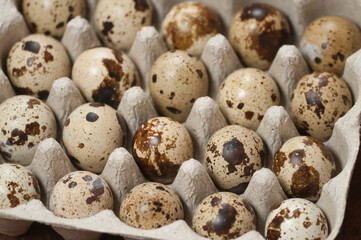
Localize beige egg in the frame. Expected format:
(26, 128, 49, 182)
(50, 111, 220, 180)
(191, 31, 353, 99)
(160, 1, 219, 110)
(119, 182, 184, 229)
(204, 125, 265, 193)
(0, 163, 41, 209)
(161, 1, 220, 56)
(72, 47, 140, 108)
(291, 72, 352, 141)
(94, 0, 153, 52)
(273, 136, 336, 202)
(6, 34, 71, 100)
(300, 16, 361, 76)
(149, 50, 208, 122)
(265, 198, 328, 240)
(192, 192, 256, 239)
(132, 117, 193, 184)
(62, 103, 124, 173)
(0, 95, 57, 165)
(22, 0, 87, 38)
(217, 68, 280, 131)
(49, 171, 113, 219)
(229, 3, 291, 70)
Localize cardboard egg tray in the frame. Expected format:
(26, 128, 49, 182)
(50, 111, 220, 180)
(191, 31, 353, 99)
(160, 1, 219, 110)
(0, 0, 361, 239)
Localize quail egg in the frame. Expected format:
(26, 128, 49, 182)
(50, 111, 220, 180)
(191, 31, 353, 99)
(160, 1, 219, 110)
(0, 95, 57, 165)
(273, 136, 336, 202)
(229, 3, 291, 70)
(218, 68, 280, 131)
(265, 198, 328, 240)
(6, 34, 71, 100)
(290, 72, 352, 141)
(94, 0, 153, 52)
(161, 1, 221, 56)
(49, 171, 113, 219)
(149, 50, 208, 122)
(22, 0, 87, 38)
(204, 125, 265, 193)
(72, 47, 140, 108)
(300, 16, 361, 76)
(0, 163, 41, 209)
(192, 192, 256, 239)
(119, 182, 184, 229)
(132, 117, 193, 184)
(62, 102, 124, 173)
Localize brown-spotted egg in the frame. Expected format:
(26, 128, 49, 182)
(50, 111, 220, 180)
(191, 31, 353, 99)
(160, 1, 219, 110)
(161, 1, 221, 56)
(62, 103, 124, 173)
(0, 163, 41, 209)
(272, 136, 336, 202)
(6, 34, 71, 100)
(0, 95, 57, 165)
(192, 192, 256, 239)
(265, 198, 328, 240)
(217, 68, 280, 131)
(204, 125, 265, 193)
(72, 47, 140, 108)
(119, 182, 184, 229)
(49, 171, 113, 219)
(229, 3, 291, 70)
(132, 117, 193, 184)
(290, 72, 352, 141)
(149, 50, 208, 122)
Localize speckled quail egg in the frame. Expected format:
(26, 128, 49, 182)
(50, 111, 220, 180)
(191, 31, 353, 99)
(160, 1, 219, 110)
(229, 3, 291, 70)
(132, 117, 193, 184)
(290, 72, 352, 142)
(94, 0, 153, 52)
(119, 182, 184, 229)
(273, 136, 336, 202)
(265, 198, 328, 240)
(22, 0, 87, 38)
(49, 171, 113, 219)
(6, 34, 71, 100)
(62, 102, 124, 173)
(218, 68, 280, 131)
(204, 125, 265, 193)
(149, 50, 208, 122)
(0, 95, 57, 165)
(72, 47, 140, 108)
(300, 16, 361, 76)
(192, 192, 256, 239)
(0, 163, 40, 209)
(161, 1, 220, 56)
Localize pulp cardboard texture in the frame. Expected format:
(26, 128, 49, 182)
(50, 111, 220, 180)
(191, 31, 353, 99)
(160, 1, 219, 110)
(0, 0, 360, 239)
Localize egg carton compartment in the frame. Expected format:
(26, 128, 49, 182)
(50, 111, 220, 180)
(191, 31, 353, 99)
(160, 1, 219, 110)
(0, 0, 361, 239)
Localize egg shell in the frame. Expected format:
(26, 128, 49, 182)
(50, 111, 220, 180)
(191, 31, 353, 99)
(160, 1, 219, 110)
(0, 95, 57, 165)
(0, 163, 41, 209)
(265, 198, 328, 240)
(6, 34, 71, 100)
(49, 171, 113, 219)
(217, 68, 280, 131)
(161, 1, 220, 56)
(22, 0, 87, 38)
(300, 16, 361, 76)
(62, 102, 124, 173)
(229, 3, 291, 70)
(290, 72, 352, 141)
(204, 125, 265, 192)
(273, 136, 336, 202)
(132, 117, 193, 184)
(149, 50, 209, 122)
(94, 0, 153, 52)
(119, 182, 184, 229)
(192, 192, 256, 240)
(72, 47, 140, 108)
